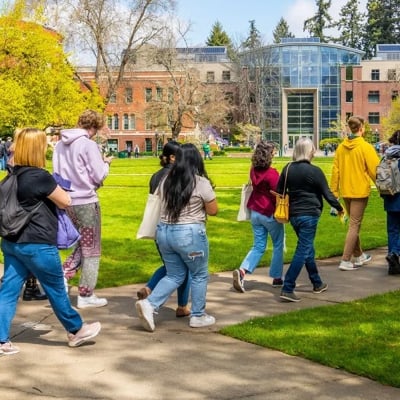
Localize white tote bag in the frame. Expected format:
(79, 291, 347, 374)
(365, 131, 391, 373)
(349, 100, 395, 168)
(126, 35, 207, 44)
(136, 187, 161, 240)
(237, 183, 253, 222)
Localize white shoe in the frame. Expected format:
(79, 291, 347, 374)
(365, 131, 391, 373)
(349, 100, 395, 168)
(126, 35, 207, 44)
(67, 322, 101, 347)
(190, 314, 216, 328)
(339, 260, 359, 271)
(353, 253, 372, 266)
(77, 294, 108, 309)
(135, 299, 155, 332)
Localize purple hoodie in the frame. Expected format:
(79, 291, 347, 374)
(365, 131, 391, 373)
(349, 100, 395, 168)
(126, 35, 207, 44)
(52, 128, 110, 206)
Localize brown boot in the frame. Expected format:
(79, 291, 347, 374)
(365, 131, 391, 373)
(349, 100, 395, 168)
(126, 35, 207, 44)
(136, 287, 151, 300)
(176, 305, 190, 318)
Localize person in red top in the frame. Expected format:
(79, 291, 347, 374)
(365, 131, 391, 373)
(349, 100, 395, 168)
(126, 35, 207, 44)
(233, 141, 284, 292)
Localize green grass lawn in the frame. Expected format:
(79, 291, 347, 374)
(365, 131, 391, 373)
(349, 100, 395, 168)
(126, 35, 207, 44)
(1, 154, 395, 386)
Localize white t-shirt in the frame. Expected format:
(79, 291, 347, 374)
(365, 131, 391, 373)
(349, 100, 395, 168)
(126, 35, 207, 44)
(160, 175, 215, 224)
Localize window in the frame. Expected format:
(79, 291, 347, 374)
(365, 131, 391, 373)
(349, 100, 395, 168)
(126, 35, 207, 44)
(345, 66, 353, 80)
(392, 90, 399, 101)
(368, 112, 380, 124)
(125, 87, 132, 103)
(145, 88, 152, 102)
(225, 92, 234, 104)
(113, 113, 119, 130)
(145, 113, 152, 130)
(168, 87, 174, 103)
(107, 115, 112, 129)
(346, 112, 353, 121)
(371, 69, 380, 81)
(388, 69, 396, 81)
(129, 114, 136, 130)
(346, 91, 353, 102)
(123, 114, 129, 129)
(156, 87, 163, 101)
(368, 91, 380, 103)
(222, 70, 231, 81)
(206, 71, 215, 83)
(109, 93, 116, 103)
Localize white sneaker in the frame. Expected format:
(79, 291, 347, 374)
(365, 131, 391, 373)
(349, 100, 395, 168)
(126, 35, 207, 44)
(77, 294, 108, 309)
(339, 260, 359, 271)
(190, 314, 216, 328)
(67, 322, 101, 347)
(135, 299, 155, 332)
(353, 253, 372, 267)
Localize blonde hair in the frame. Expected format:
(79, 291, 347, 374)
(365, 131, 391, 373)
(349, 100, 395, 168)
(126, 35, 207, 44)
(77, 110, 105, 131)
(13, 128, 47, 168)
(292, 137, 315, 162)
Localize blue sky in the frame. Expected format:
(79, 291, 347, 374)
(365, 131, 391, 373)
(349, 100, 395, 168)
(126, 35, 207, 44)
(175, 0, 368, 45)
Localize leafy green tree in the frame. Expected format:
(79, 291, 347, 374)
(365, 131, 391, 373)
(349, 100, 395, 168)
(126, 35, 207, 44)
(363, 0, 400, 59)
(242, 20, 262, 50)
(0, 1, 103, 132)
(332, 0, 365, 49)
(206, 21, 232, 47)
(273, 17, 294, 44)
(381, 98, 400, 139)
(303, 0, 333, 42)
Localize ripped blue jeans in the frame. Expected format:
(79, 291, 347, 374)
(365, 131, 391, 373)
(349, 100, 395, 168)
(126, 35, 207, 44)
(148, 222, 209, 317)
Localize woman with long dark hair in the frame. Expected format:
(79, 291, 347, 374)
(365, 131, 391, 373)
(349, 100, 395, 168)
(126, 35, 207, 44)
(136, 143, 218, 331)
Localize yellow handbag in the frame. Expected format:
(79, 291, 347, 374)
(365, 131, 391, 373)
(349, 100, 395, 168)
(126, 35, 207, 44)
(271, 163, 291, 224)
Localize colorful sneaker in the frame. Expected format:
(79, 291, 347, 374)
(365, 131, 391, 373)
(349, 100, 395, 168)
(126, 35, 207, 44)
(232, 269, 245, 293)
(272, 278, 283, 288)
(135, 299, 155, 332)
(353, 253, 372, 267)
(77, 294, 108, 309)
(67, 322, 101, 347)
(313, 283, 328, 294)
(338, 260, 358, 271)
(0, 341, 20, 355)
(189, 314, 216, 328)
(280, 291, 301, 302)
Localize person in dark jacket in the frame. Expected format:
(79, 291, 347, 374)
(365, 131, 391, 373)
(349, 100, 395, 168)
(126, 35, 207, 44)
(233, 141, 284, 292)
(136, 141, 191, 317)
(381, 130, 400, 275)
(277, 138, 344, 302)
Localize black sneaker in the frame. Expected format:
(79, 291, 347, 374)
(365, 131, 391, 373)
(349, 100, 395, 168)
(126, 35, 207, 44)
(313, 283, 328, 294)
(272, 278, 283, 288)
(232, 269, 245, 293)
(386, 253, 400, 275)
(280, 291, 300, 302)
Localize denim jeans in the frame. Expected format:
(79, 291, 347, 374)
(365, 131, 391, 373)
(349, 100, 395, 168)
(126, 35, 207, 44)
(240, 210, 284, 278)
(387, 211, 400, 254)
(0, 240, 82, 342)
(282, 215, 323, 293)
(148, 223, 209, 317)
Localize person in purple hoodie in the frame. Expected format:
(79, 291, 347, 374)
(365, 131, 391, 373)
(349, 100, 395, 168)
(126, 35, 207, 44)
(232, 141, 284, 293)
(52, 110, 113, 309)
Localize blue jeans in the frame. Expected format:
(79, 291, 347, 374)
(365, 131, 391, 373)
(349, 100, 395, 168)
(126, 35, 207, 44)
(282, 215, 323, 293)
(387, 211, 400, 254)
(0, 240, 82, 342)
(240, 210, 284, 278)
(148, 223, 209, 317)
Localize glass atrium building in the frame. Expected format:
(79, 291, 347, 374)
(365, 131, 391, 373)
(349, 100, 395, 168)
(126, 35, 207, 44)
(240, 38, 364, 149)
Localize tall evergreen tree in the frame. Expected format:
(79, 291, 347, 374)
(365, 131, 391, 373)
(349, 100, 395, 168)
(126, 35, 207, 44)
(241, 20, 262, 50)
(332, 0, 365, 49)
(303, 0, 333, 42)
(363, 0, 400, 59)
(273, 17, 294, 44)
(206, 21, 232, 46)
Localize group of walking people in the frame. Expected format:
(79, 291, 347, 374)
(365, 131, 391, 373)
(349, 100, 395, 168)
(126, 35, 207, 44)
(0, 112, 397, 354)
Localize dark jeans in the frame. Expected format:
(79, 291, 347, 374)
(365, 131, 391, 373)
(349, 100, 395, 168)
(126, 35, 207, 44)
(387, 211, 400, 254)
(282, 215, 323, 293)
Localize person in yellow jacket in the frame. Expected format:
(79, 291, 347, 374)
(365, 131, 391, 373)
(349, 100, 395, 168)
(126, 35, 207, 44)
(330, 115, 380, 271)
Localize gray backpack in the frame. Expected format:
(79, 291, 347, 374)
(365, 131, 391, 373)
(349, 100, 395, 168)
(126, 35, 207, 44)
(376, 156, 400, 195)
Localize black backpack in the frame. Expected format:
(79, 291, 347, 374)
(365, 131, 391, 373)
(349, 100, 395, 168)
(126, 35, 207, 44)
(0, 168, 42, 237)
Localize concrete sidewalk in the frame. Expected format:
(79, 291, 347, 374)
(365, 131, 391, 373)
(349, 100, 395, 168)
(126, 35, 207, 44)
(1, 247, 400, 399)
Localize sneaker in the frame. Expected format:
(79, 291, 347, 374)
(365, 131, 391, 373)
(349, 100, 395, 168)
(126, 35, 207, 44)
(0, 341, 20, 355)
(280, 291, 301, 302)
(353, 253, 372, 266)
(386, 253, 400, 275)
(77, 294, 108, 309)
(313, 283, 328, 294)
(338, 260, 358, 271)
(189, 314, 216, 328)
(272, 278, 283, 288)
(136, 287, 151, 300)
(135, 299, 155, 332)
(232, 269, 245, 293)
(67, 322, 101, 347)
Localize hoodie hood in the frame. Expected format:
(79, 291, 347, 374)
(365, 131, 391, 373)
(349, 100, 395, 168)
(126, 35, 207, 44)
(59, 128, 89, 145)
(250, 167, 268, 186)
(341, 135, 364, 150)
(385, 144, 400, 158)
